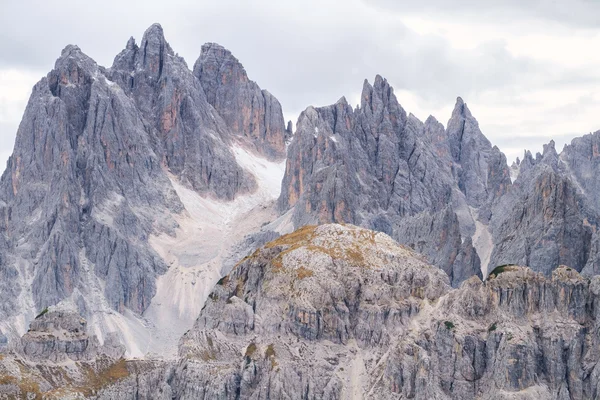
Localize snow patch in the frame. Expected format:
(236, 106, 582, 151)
(509, 164, 520, 183)
(470, 207, 493, 277)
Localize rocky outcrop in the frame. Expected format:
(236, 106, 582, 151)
(489, 140, 595, 276)
(277, 78, 510, 285)
(20, 308, 125, 363)
(87, 225, 600, 400)
(193, 43, 287, 159)
(0, 23, 287, 355)
(377, 265, 600, 399)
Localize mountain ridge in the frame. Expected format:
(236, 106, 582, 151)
(1, 21, 600, 400)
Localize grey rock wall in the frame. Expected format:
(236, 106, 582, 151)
(277, 77, 508, 286)
(194, 43, 287, 160)
(0, 23, 287, 333)
(93, 225, 600, 400)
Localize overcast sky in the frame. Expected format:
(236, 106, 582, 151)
(1, 0, 599, 166)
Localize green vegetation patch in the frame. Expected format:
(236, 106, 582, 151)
(245, 343, 257, 358)
(35, 307, 49, 319)
(265, 344, 278, 369)
(488, 264, 518, 279)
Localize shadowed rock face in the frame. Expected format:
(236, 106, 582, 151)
(87, 225, 600, 400)
(490, 139, 596, 276)
(193, 43, 287, 160)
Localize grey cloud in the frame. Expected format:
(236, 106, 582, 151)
(364, 0, 600, 28)
(0, 0, 555, 114)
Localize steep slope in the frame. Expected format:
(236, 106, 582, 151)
(278, 77, 510, 285)
(108, 24, 254, 199)
(446, 97, 510, 216)
(0, 24, 288, 357)
(71, 224, 600, 400)
(193, 43, 291, 159)
(489, 137, 600, 276)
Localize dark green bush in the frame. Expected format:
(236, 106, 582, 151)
(35, 307, 49, 319)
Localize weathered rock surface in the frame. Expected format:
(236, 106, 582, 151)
(489, 138, 598, 276)
(84, 225, 600, 400)
(0, 41, 177, 319)
(20, 308, 124, 363)
(108, 24, 256, 200)
(0, 23, 288, 357)
(277, 77, 509, 285)
(446, 97, 511, 216)
(194, 43, 287, 159)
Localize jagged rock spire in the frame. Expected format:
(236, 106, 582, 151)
(193, 42, 287, 159)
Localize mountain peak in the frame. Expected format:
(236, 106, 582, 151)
(193, 41, 286, 159)
(137, 23, 173, 80)
(50, 44, 98, 91)
(55, 44, 96, 68)
(451, 96, 472, 118)
(336, 96, 348, 106)
(373, 74, 393, 94)
(126, 36, 137, 50)
(543, 139, 557, 156)
(374, 74, 386, 86)
(360, 75, 402, 116)
(60, 44, 82, 57)
(195, 42, 249, 84)
(142, 23, 165, 41)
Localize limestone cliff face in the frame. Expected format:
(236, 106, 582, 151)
(193, 43, 287, 159)
(277, 78, 511, 286)
(0, 42, 178, 317)
(83, 225, 600, 400)
(446, 97, 511, 215)
(490, 140, 595, 276)
(108, 24, 255, 199)
(0, 23, 286, 346)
